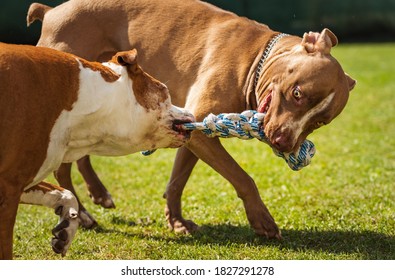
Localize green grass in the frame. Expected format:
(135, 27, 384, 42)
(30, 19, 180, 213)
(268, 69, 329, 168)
(13, 43, 395, 260)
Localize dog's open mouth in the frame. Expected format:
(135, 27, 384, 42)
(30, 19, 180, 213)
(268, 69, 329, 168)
(259, 92, 272, 114)
(172, 119, 193, 139)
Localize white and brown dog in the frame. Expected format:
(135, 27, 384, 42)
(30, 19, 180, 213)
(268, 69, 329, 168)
(0, 43, 193, 259)
(27, 0, 356, 239)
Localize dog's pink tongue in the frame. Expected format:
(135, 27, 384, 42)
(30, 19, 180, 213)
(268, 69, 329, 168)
(258, 93, 272, 113)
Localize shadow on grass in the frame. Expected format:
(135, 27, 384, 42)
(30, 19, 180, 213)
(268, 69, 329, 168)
(97, 219, 394, 259)
(196, 224, 395, 259)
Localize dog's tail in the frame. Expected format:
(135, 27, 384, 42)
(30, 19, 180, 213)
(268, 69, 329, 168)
(27, 3, 52, 26)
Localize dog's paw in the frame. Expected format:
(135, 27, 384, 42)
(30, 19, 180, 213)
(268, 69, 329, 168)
(254, 225, 282, 240)
(51, 206, 79, 256)
(78, 209, 98, 229)
(246, 203, 282, 240)
(165, 206, 199, 234)
(89, 190, 115, 209)
(170, 218, 200, 234)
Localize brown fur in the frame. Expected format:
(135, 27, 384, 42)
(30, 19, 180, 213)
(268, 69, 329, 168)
(27, 0, 356, 238)
(26, 3, 52, 27)
(79, 59, 120, 82)
(0, 42, 192, 259)
(112, 51, 170, 110)
(27, 181, 64, 194)
(0, 43, 81, 259)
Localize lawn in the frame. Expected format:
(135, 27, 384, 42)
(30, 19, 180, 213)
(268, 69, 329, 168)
(13, 43, 395, 260)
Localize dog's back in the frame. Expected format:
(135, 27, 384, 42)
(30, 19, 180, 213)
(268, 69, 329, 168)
(27, 0, 273, 107)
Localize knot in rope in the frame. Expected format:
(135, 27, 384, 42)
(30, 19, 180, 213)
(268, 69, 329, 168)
(142, 110, 316, 171)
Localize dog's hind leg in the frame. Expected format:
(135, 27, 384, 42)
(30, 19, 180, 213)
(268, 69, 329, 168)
(55, 162, 99, 229)
(20, 182, 79, 257)
(0, 180, 21, 259)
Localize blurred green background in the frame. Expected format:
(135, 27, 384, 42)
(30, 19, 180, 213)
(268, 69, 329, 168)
(1, 0, 394, 44)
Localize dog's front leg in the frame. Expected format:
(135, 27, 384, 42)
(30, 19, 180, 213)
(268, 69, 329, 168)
(166, 132, 281, 239)
(20, 182, 79, 256)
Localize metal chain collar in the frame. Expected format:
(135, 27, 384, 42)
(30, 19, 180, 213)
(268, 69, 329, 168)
(253, 33, 289, 92)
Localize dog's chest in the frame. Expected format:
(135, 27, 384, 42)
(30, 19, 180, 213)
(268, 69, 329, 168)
(28, 63, 162, 188)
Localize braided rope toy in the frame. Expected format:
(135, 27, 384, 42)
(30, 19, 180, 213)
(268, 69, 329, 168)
(142, 110, 316, 171)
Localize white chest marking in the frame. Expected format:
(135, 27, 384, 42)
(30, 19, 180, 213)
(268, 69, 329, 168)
(27, 60, 164, 189)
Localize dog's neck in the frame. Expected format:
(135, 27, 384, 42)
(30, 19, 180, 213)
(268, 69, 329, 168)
(245, 33, 291, 112)
(253, 33, 290, 94)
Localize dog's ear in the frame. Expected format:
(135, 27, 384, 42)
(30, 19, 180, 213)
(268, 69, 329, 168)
(302, 28, 338, 54)
(345, 73, 357, 91)
(115, 49, 138, 66)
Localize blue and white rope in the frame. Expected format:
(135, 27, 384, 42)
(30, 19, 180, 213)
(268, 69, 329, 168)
(142, 110, 316, 171)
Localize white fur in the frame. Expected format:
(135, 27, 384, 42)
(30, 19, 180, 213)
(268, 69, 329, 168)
(27, 60, 190, 189)
(287, 92, 335, 144)
(20, 187, 79, 255)
(20, 188, 77, 212)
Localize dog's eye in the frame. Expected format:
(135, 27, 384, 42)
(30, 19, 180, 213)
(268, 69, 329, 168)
(292, 87, 302, 100)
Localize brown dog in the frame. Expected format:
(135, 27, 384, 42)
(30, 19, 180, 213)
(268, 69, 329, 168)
(0, 43, 193, 259)
(27, 0, 356, 238)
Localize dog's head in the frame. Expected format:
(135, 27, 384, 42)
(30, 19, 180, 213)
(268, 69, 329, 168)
(111, 49, 195, 149)
(256, 29, 356, 153)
